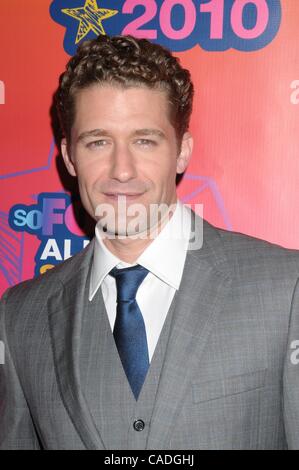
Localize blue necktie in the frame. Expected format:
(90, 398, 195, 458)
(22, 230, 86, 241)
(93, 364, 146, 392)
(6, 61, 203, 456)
(109, 264, 150, 400)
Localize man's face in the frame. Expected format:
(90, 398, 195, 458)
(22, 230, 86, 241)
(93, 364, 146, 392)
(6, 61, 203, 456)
(61, 84, 193, 237)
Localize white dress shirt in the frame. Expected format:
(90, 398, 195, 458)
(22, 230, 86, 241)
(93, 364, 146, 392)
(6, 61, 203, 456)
(89, 198, 191, 361)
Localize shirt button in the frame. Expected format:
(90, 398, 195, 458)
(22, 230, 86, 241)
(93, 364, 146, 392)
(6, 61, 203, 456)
(133, 419, 145, 432)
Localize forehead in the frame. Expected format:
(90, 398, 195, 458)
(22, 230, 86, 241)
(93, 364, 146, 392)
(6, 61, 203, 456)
(72, 84, 173, 130)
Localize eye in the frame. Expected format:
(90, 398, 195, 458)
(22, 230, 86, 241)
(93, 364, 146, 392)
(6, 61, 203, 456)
(136, 139, 157, 147)
(86, 140, 108, 149)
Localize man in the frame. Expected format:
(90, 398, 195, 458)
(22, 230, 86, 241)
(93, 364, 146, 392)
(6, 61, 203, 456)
(1, 34, 299, 450)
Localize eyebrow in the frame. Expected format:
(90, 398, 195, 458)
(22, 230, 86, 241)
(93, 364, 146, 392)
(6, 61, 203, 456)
(76, 129, 107, 142)
(133, 129, 165, 138)
(76, 128, 165, 142)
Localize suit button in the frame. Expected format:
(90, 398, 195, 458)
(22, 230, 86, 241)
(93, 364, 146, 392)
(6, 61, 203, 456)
(133, 419, 145, 431)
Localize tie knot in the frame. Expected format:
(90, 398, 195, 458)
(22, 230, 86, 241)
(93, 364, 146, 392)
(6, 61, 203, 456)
(109, 264, 149, 301)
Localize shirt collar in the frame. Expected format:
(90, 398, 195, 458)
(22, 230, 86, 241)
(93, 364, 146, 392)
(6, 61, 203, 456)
(89, 198, 191, 301)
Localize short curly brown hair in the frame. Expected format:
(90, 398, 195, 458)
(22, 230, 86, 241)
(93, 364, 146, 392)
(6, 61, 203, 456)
(55, 35, 194, 145)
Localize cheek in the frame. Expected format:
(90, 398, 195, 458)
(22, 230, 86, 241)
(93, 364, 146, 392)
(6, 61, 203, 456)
(75, 159, 104, 185)
(76, 173, 98, 198)
(159, 158, 177, 180)
(146, 150, 177, 174)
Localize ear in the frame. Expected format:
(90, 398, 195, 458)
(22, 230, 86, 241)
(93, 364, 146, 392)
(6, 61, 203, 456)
(61, 138, 77, 177)
(176, 132, 193, 174)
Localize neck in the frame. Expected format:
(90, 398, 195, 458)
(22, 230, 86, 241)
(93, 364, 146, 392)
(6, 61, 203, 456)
(102, 201, 177, 264)
(102, 236, 153, 264)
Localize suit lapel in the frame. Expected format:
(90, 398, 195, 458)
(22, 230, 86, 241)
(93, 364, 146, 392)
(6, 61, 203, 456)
(146, 220, 232, 449)
(47, 240, 106, 450)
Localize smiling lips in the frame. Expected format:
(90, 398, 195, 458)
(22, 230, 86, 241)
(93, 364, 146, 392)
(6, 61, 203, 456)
(104, 192, 144, 200)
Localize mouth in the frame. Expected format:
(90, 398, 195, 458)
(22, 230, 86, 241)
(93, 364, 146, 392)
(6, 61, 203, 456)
(103, 193, 144, 201)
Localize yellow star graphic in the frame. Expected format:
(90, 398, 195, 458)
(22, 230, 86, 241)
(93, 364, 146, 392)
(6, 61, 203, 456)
(62, 0, 118, 44)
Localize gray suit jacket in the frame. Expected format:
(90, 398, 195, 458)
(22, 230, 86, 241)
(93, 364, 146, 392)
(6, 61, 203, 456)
(1, 217, 299, 450)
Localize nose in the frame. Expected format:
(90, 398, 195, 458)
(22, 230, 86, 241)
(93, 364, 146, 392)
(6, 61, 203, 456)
(109, 142, 137, 182)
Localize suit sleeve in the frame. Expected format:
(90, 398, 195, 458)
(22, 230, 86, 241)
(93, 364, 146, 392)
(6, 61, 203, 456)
(0, 289, 41, 450)
(283, 277, 299, 449)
